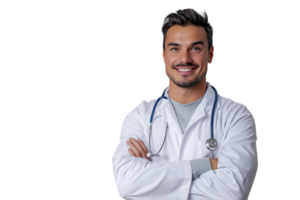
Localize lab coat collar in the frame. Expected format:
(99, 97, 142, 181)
(164, 82, 220, 137)
(162, 82, 221, 112)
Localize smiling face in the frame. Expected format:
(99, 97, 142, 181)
(163, 25, 214, 88)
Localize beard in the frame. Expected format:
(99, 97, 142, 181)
(166, 69, 207, 88)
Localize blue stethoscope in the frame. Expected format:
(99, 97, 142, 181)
(147, 85, 219, 158)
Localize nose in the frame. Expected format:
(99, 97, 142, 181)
(179, 49, 192, 64)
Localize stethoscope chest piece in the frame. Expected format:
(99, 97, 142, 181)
(205, 138, 218, 151)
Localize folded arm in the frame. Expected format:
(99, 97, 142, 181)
(127, 137, 218, 180)
(112, 107, 192, 200)
(189, 106, 258, 200)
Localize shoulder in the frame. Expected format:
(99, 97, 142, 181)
(128, 98, 156, 114)
(219, 94, 252, 115)
(220, 95, 253, 117)
(218, 95, 255, 128)
(124, 99, 156, 123)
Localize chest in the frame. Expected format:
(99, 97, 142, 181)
(144, 107, 225, 165)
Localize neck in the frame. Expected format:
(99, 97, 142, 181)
(168, 78, 207, 104)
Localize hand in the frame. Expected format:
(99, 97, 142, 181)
(209, 158, 218, 170)
(127, 137, 149, 160)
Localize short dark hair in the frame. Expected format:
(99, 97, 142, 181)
(162, 9, 213, 51)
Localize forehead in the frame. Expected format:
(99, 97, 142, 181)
(165, 25, 207, 45)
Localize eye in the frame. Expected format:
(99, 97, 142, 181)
(170, 47, 201, 51)
(170, 47, 178, 51)
(192, 47, 201, 51)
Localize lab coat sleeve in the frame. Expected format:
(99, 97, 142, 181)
(112, 104, 192, 200)
(189, 105, 258, 200)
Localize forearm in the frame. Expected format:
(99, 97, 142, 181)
(113, 143, 192, 200)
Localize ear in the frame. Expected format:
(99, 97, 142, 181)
(208, 46, 214, 63)
(160, 46, 165, 64)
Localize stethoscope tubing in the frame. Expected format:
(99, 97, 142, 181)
(148, 122, 168, 157)
(148, 85, 218, 157)
(210, 85, 218, 139)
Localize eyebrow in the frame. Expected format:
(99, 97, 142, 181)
(167, 40, 204, 47)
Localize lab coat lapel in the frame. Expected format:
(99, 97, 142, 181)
(162, 88, 185, 146)
(156, 82, 221, 153)
(186, 82, 221, 132)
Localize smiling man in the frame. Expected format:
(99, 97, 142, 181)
(113, 9, 258, 200)
(164, 24, 212, 104)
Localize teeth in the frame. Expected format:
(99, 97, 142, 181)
(178, 68, 192, 71)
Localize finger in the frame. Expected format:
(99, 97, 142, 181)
(130, 138, 147, 159)
(126, 141, 137, 157)
(128, 148, 136, 157)
(138, 138, 149, 154)
(127, 140, 140, 157)
(130, 139, 147, 158)
(138, 139, 150, 161)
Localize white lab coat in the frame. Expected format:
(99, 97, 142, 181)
(112, 82, 258, 200)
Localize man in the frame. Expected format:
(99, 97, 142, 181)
(112, 9, 258, 200)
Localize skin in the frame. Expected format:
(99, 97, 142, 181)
(127, 138, 149, 160)
(127, 24, 218, 170)
(163, 24, 214, 104)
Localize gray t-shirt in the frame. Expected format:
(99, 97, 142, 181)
(169, 92, 212, 180)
